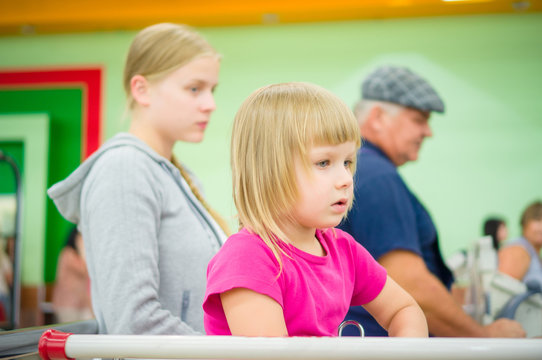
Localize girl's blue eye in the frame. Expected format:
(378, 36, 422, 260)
(316, 160, 329, 167)
(344, 160, 353, 168)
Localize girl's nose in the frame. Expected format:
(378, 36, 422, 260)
(337, 167, 353, 189)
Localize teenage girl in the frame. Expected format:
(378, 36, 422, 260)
(49, 23, 229, 334)
(203, 82, 427, 337)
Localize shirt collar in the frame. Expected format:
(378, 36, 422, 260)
(361, 140, 395, 166)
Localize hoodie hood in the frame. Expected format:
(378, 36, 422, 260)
(48, 133, 176, 224)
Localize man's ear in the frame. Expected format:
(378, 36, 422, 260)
(366, 105, 385, 132)
(130, 75, 151, 106)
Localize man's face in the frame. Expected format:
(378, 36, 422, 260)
(380, 107, 432, 167)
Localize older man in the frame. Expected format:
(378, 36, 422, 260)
(339, 66, 525, 337)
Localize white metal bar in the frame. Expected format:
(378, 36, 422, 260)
(58, 335, 542, 360)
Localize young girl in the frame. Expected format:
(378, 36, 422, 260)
(48, 23, 229, 334)
(203, 82, 428, 337)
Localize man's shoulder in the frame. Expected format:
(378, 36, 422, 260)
(358, 147, 397, 175)
(356, 153, 403, 192)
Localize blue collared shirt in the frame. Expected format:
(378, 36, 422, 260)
(338, 140, 453, 336)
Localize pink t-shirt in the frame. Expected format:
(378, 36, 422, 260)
(203, 227, 387, 336)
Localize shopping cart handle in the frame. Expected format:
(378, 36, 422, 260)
(496, 280, 542, 320)
(38, 329, 74, 360)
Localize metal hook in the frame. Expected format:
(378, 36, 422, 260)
(338, 320, 365, 337)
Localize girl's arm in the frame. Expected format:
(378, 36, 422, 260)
(363, 276, 428, 337)
(221, 288, 288, 336)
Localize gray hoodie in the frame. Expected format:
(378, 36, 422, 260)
(48, 133, 225, 334)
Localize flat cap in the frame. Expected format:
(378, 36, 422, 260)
(362, 66, 445, 113)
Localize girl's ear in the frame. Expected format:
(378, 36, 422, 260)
(130, 75, 151, 106)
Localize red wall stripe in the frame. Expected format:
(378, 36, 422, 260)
(0, 67, 103, 158)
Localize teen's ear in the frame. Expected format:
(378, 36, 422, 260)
(130, 75, 151, 106)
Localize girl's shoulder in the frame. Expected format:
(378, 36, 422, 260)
(93, 143, 157, 169)
(88, 133, 168, 173)
(208, 228, 281, 275)
(87, 141, 172, 189)
(222, 229, 275, 254)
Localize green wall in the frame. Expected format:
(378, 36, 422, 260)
(0, 13, 541, 283)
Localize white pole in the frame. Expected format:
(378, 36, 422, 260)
(44, 334, 542, 360)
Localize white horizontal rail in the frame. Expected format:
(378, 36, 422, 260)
(53, 334, 542, 360)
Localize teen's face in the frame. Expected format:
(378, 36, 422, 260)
(147, 55, 220, 144)
(381, 107, 432, 166)
(291, 142, 357, 230)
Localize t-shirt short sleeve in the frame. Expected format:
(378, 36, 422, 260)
(203, 231, 282, 334)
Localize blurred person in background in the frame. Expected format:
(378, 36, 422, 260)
(52, 226, 93, 323)
(483, 217, 508, 251)
(499, 201, 542, 289)
(0, 231, 12, 325)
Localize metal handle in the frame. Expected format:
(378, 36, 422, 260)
(338, 320, 365, 337)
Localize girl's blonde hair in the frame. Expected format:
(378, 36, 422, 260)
(123, 22, 218, 109)
(231, 82, 361, 264)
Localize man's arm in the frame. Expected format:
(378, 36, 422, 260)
(379, 250, 525, 337)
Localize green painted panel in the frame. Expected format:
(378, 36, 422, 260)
(0, 88, 82, 282)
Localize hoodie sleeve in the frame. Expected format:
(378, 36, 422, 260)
(80, 147, 198, 335)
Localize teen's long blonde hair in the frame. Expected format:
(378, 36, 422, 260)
(124, 23, 229, 235)
(231, 82, 361, 266)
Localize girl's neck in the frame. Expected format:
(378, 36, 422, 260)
(129, 117, 174, 160)
(280, 222, 325, 257)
